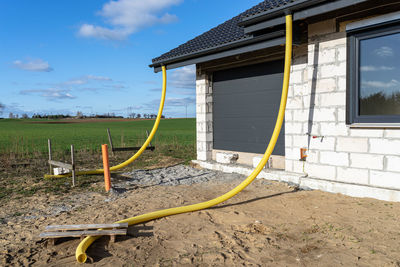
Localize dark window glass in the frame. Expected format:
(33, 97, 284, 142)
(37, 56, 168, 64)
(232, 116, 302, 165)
(359, 32, 400, 116)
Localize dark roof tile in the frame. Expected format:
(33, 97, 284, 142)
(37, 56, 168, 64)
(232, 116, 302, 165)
(152, 0, 298, 64)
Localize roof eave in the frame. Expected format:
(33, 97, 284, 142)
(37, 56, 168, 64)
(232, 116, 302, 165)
(149, 30, 285, 71)
(238, 0, 328, 27)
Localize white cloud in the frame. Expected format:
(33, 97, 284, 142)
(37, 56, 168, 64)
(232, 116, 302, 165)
(65, 75, 112, 85)
(20, 88, 75, 101)
(13, 58, 53, 72)
(360, 65, 395, 72)
(169, 65, 195, 90)
(374, 46, 394, 57)
(78, 0, 182, 40)
(165, 96, 195, 106)
(362, 79, 400, 88)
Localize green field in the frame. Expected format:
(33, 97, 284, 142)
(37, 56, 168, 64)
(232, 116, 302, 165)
(0, 118, 196, 156)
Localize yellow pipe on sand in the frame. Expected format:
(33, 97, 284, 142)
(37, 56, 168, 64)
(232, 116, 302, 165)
(44, 66, 167, 179)
(76, 15, 292, 264)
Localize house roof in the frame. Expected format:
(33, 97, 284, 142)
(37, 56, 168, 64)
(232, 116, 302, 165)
(151, 0, 301, 65)
(150, 0, 369, 70)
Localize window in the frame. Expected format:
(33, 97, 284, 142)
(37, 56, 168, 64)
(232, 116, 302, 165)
(347, 22, 400, 124)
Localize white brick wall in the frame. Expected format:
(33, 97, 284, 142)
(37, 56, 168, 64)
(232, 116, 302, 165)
(196, 67, 213, 161)
(194, 17, 400, 202)
(284, 18, 400, 196)
(350, 153, 384, 170)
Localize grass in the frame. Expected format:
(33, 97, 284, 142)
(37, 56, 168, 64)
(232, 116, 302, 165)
(0, 118, 196, 155)
(0, 118, 196, 201)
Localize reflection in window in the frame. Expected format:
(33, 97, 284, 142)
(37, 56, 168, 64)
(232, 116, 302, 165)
(359, 32, 400, 115)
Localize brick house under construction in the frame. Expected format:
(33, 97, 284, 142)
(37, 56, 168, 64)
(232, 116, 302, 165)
(151, 0, 400, 202)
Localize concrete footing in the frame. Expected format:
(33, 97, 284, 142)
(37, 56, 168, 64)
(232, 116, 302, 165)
(192, 160, 400, 202)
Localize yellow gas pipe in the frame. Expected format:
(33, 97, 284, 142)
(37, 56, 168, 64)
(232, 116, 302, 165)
(75, 14, 292, 263)
(44, 66, 167, 179)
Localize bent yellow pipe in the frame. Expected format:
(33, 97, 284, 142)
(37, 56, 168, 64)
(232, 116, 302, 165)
(75, 15, 292, 264)
(44, 66, 167, 179)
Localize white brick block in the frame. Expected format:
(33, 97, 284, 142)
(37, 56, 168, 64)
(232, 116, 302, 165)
(320, 92, 346, 107)
(307, 149, 319, 164)
(337, 167, 369, 184)
(285, 110, 293, 121)
(293, 160, 304, 173)
(370, 138, 400, 155)
(292, 134, 308, 147)
(337, 77, 347, 91)
(303, 122, 320, 136)
(320, 151, 349, 167)
(197, 133, 212, 142)
(302, 95, 320, 109)
(312, 108, 336, 122)
(350, 129, 384, 138)
(370, 171, 400, 189)
(197, 151, 211, 161)
(385, 129, 400, 138)
(318, 49, 336, 64)
(197, 142, 206, 152)
(386, 156, 400, 172)
(293, 109, 309, 122)
(320, 122, 348, 136)
(285, 159, 294, 172)
(319, 36, 346, 50)
(286, 97, 303, 110)
(293, 83, 309, 96)
(216, 152, 238, 164)
(350, 153, 384, 170)
(290, 70, 304, 84)
(320, 62, 346, 78)
(315, 78, 336, 93)
(337, 108, 346, 122)
(305, 163, 336, 180)
(285, 148, 299, 160)
(285, 135, 293, 147)
(309, 136, 336, 151)
(337, 46, 346, 62)
(336, 137, 368, 153)
(285, 122, 303, 134)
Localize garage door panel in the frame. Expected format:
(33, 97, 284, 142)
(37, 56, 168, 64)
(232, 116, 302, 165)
(212, 60, 285, 155)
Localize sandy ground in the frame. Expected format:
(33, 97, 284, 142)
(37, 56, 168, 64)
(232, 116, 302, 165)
(1, 165, 400, 266)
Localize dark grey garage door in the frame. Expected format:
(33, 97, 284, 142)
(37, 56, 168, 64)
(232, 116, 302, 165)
(213, 60, 285, 155)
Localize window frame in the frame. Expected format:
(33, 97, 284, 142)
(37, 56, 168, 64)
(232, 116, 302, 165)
(347, 22, 400, 125)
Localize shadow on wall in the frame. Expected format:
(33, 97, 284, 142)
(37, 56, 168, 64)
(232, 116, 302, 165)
(307, 42, 319, 148)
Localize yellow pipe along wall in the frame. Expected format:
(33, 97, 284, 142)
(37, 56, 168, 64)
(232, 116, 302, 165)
(75, 14, 293, 263)
(44, 66, 167, 179)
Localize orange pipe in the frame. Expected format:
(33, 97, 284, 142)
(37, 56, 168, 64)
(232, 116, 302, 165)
(101, 144, 111, 192)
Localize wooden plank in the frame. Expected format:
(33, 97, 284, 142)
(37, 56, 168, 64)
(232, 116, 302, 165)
(48, 160, 73, 170)
(39, 229, 127, 239)
(45, 223, 128, 231)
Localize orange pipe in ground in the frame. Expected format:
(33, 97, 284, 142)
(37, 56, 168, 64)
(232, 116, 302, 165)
(101, 144, 111, 192)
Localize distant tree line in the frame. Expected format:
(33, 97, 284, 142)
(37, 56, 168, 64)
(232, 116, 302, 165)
(128, 112, 164, 119)
(9, 111, 164, 119)
(360, 91, 400, 115)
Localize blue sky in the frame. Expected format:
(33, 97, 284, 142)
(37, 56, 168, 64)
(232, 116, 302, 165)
(360, 32, 400, 98)
(0, 0, 261, 118)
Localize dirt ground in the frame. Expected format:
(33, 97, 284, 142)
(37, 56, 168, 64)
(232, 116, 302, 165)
(1, 164, 400, 266)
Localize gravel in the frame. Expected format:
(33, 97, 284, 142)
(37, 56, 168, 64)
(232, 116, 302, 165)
(120, 165, 246, 187)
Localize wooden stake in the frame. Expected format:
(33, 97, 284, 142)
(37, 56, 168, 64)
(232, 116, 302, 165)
(106, 128, 114, 156)
(71, 145, 76, 187)
(48, 139, 52, 175)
